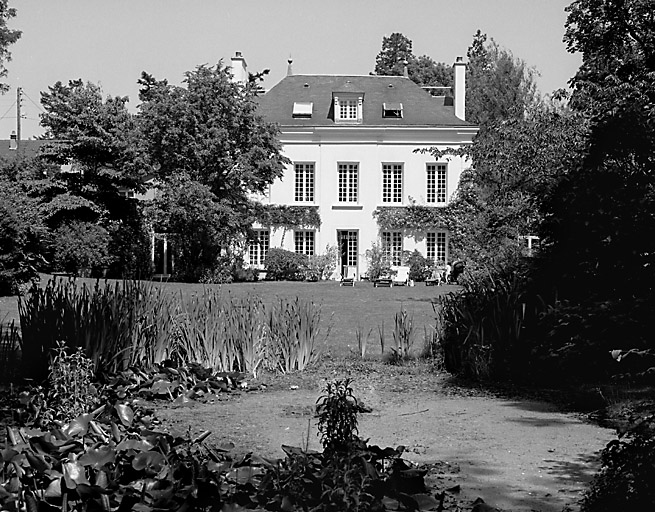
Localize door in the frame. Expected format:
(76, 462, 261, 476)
(337, 230, 358, 279)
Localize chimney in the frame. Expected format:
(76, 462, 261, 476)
(454, 56, 466, 121)
(287, 57, 293, 76)
(9, 130, 17, 150)
(403, 59, 409, 78)
(230, 51, 248, 84)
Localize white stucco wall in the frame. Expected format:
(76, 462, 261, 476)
(253, 126, 475, 278)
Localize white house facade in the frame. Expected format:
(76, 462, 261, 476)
(241, 55, 477, 279)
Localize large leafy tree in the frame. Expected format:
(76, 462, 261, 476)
(538, 0, 655, 301)
(137, 63, 288, 280)
(374, 33, 453, 90)
(466, 30, 540, 126)
(38, 80, 151, 277)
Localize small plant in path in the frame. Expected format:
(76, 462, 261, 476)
(316, 378, 360, 453)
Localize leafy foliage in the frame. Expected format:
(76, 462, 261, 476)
(316, 379, 360, 453)
(0, 176, 48, 295)
(264, 248, 307, 281)
(374, 32, 453, 92)
(582, 415, 655, 511)
(254, 204, 321, 229)
(50, 221, 113, 276)
(0, 0, 21, 94)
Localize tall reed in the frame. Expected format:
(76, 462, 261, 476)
(0, 319, 21, 382)
(267, 297, 321, 373)
(18, 279, 176, 379)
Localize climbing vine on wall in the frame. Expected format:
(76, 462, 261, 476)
(254, 204, 321, 229)
(373, 204, 458, 231)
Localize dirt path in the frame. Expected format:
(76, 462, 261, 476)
(157, 373, 614, 512)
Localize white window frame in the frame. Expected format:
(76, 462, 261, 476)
(249, 229, 270, 266)
(338, 162, 359, 203)
(382, 163, 403, 203)
(426, 163, 447, 204)
(292, 102, 313, 118)
(294, 230, 315, 256)
(427, 231, 447, 265)
(294, 162, 315, 202)
(382, 231, 403, 266)
(334, 94, 363, 123)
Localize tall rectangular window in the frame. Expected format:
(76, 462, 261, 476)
(427, 232, 446, 264)
(294, 230, 315, 256)
(382, 231, 403, 266)
(338, 163, 359, 202)
(382, 163, 403, 203)
(426, 163, 447, 203)
(294, 163, 315, 202)
(249, 230, 269, 266)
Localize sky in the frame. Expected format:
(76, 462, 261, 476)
(0, 0, 582, 140)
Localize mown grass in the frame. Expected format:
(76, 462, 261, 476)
(0, 275, 457, 361)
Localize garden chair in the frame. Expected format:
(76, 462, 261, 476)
(391, 265, 410, 286)
(339, 266, 357, 286)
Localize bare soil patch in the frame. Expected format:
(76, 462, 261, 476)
(157, 361, 615, 512)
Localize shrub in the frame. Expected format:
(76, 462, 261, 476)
(51, 221, 113, 277)
(365, 242, 393, 280)
(265, 248, 307, 281)
(0, 320, 21, 382)
(0, 184, 47, 295)
(437, 263, 534, 381)
(407, 249, 431, 282)
(305, 245, 338, 281)
(582, 416, 655, 511)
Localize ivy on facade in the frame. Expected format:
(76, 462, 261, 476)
(373, 204, 457, 231)
(254, 204, 321, 229)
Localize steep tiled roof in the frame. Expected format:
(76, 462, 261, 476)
(0, 139, 51, 160)
(257, 75, 472, 127)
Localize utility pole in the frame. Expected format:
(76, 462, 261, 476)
(16, 86, 21, 152)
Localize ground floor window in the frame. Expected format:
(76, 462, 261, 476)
(294, 230, 315, 256)
(249, 229, 269, 266)
(382, 231, 403, 266)
(427, 231, 446, 264)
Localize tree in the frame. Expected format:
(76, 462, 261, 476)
(373, 33, 453, 91)
(0, 1, 21, 94)
(137, 63, 288, 280)
(537, 0, 655, 301)
(466, 30, 540, 126)
(39, 80, 151, 277)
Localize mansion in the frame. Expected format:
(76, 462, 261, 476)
(243, 52, 478, 279)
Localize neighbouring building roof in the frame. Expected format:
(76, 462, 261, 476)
(0, 139, 51, 160)
(257, 74, 472, 127)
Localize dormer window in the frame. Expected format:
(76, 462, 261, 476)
(292, 102, 313, 118)
(383, 102, 403, 118)
(333, 93, 363, 123)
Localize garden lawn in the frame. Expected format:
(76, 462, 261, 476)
(0, 275, 458, 360)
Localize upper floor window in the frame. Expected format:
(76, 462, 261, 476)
(382, 102, 403, 118)
(334, 94, 363, 123)
(382, 163, 403, 203)
(427, 163, 447, 204)
(294, 230, 315, 256)
(382, 231, 403, 266)
(249, 229, 269, 266)
(294, 163, 315, 202)
(292, 102, 313, 119)
(338, 163, 359, 203)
